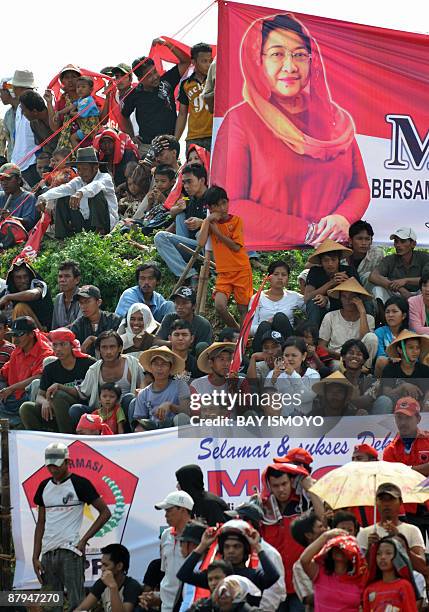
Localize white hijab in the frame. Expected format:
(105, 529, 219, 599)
(119, 302, 158, 350)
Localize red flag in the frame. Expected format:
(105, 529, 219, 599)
(13, 212, 52, 264)
(229, 275, 269, 375)
(48, 67, 111, 113)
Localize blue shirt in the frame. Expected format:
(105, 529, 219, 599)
(74, 96, 99, 118)
(133, 379, 190, 424)
(0, 190, 37, 229)
(374, 325, 395, 358)
(115, 286, 175, 322)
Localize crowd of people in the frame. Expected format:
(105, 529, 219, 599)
(35, 439, 429, 612)
(1, 22, 429, 612)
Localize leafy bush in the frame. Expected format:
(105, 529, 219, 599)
(0, 232, 158, 312)
(0, 230, 391, 324)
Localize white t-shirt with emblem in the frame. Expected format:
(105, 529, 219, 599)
(34, 473, 99, 554)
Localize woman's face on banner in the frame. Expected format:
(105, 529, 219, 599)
(262, 28, 311, 98)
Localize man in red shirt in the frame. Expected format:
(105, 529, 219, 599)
(383, 396, 429, 539)
(0, 316, 53, 427)
(259, 462, 323, 612)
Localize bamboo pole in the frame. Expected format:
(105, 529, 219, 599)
(177, 243, 216, 269)
(0, 419, 12, 591)
(170, 245, 203, 297)
(196, 250, 212, 315)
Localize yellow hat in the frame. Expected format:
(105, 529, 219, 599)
(307, 239, 352, 265)
(327, 277, 372, 300)
(386, 330, 429, 360)
(139, 346, 185, 375)
(312, 371, 358, 400)
(197, 342, 236, 374)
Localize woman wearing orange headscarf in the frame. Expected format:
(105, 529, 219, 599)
(211, 13, 370, 248)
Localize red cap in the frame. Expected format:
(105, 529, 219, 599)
(394, 396, 421, 417)
(285, 447, 313, 466)
(353, 444, 378, 459)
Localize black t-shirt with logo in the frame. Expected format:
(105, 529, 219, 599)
(121, 66, 181, 143)
(39, 356, 96, 392)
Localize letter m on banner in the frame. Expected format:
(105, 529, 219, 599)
(385, 115, 429, 170)
(207, 469, 260, 497)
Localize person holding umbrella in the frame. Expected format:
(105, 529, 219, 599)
(356, 483, 425, 560)
(352, 444, 378, 462)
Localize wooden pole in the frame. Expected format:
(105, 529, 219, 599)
(177, 243, 216, 269)
(195, 250, 212, 315)
(0, 418, 12, 591)
(170, 245, 203, 297)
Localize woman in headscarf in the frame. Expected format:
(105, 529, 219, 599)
(300, 530, 368, 611)
(363, 537, 419, 611)
(117, 303, 159, 357)
(93, 127, 139, 187)
(211, 13, 370, 247)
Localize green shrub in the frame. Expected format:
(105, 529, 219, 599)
(0, 232, 158, 312)
(0, 231, 391, 322)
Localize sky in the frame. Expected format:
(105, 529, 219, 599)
(1, 0, 427, 117)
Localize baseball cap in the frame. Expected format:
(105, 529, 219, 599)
(261, 330, 285, 346)
(394, 396, 421, 417)
(112, 63, 132, 76)
(10, 316, 36, 336)
(59, 64, 81, 76)
(286, 447, 313, 466)
(180, 521, 207, 544)
(76, 285, 101, 300)
(155, 491, 194, 511)
(172, 286, 196, 305)
(225, 502, 264, 524)
(376, 482, 402, 499)
(390, 227, 417, 241)
(45, 442, 69, 467)
(0, 163, 21, 179)
(353, 444, 378, 459)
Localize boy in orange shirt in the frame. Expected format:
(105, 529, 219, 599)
(198, 186, 253, 329)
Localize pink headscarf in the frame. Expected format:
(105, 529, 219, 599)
(49, 328, 89, 358)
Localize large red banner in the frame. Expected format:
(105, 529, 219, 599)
(210, 2, 429, 250)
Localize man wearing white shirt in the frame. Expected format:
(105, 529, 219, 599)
(10, 70, 38, 186)
(38, 147, 119, 238)
(357, 483, 426, 559)
(138, 490, 193, 612)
